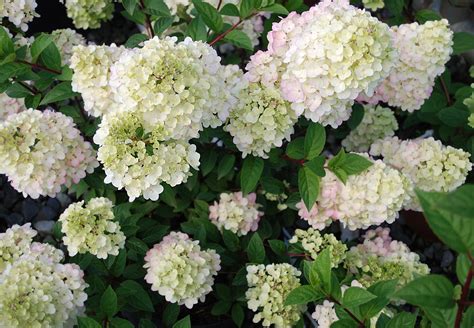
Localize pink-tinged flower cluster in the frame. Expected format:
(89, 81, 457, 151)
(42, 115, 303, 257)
(0, 93, 26, 121)
(297, 156, 409, 230)
(345, 228, 429, 287)
(0, 109, 98, 199)
(359, 19, 453, 112)
(0, 224, 87, 327)
(246, 0, 396, 128)
(144, 232, 221, 309)
(370, 136, 472, 211)
(209, 192, 263, 236)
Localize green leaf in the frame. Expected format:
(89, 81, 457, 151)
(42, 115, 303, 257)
(192, 0, 223, 32)
(240, 0, 262, 18)
(187, 15, 208, 42)
(342, 287, 377, 308)
(313, 249, 332, 292)
(286, 137, 305, 160)
(25, 93, 41, 108)
(424, 307, 457, 327)
(334, 153, 373, 176)
(415, 9, 441, 23)
(224, 30, 253, 50)
(347, 104, 364, 130)
(304, 155, 326, 177)
(100, 286, 118, 318)
(394, 275, 455, 309)
(77, 317, 102, 328)
(461, 306, 474, 328)
(284, 285, 324, 306)
(367, 279, 398, 298)
(139, 319, 156, 328)
(215, 284, 232, 301)
(40, 82, 77, 105)
(298, 166, 320, 210)
(217, 154, 235, 179)
(268, 239, 286, 256)
(262, 3, 289, 15)
(125, 33, 148, 48)
(247, 232, 265, 263)
(331, 319, 359, 328)
(456, 254, 474, 289)
(117, 280, 154, 312)
(386, 312, 417, 328)
(240, 156, 264, 194)
(110, 318, 134, 328)
(222, 229, 240, 252)
(39, 42, 61, 71)
(385, 0, 404, 15)
(172, 315, 191, 328)
(30, 34, 52, 62)
(122, 0, 138, 15)
(220, 3, 240, 16)
(452, 32, 474, 55)
(304, 123, 326, 160)
(163, 303, 180, 327)
(154, 16, 174, 36)
(416, 186, 474, 253)
(6, 82, 33, 98)
(211, 300, 232, 315)
(144, 0, 171, 16)
(438, 106, 469, 127)
(0, 27, 14, 61)
(110, 249, 127, 277)
(231, 304, 244, 328)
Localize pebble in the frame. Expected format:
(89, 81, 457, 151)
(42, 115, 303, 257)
(34, 220, 55, 234)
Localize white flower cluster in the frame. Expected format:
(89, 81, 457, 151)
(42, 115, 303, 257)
(0, 224, 87, 327)
(289, 228, 347, 266)
(60, 0, 114, 29)
(0, 109, 98, 199)
(297, 157, 410, 230)
(144, 232, 221, 309)
(312, 300, 339, 328)
(345, 228, 430, 287)
(59, 197, 126, 259)
(209, 192, 263, 236)
(94, 112, 200, 201)
(0, 93, 26, 121)
(50, 28, 86, 65)
(465, 67, 474, 128)
(70, 44, 126, 117)
(77, 36, 237, 201)
(246, 0, 396, 128)
(360, 19, 453, 112)
(370, 137, 472, 211)
(342, 105, 398, 152)
(362, 0, 384, 11)
(224, 81, 297, 158)
(246, 263, 306, 327)
(0, 0, 38, 31)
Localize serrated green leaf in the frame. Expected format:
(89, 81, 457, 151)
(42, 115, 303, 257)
(40, 82, 77, 105)
(193, 0, 223, 31)
(247, 232, 265, 263)
(453, 32, 474, 55)
(394, 275, 455, 308)
(284, 285, 324, 306)
(240, 156, 264, 194)
(77, 317, 102, 328)
(172, 315, 191, 328)
(100, 286, 118, 318)
(125, 33, 148, 48)
(298, 166, 320, 210)
(286, 137, 305, 160)
(342, 287, 377, 308)
(224, 30, 253, 50)
(304, 123, 325, 160)
(217, 154, 235, 179)
(220, 3, 240, 16)
(31, 34, 53, 62)
(262, 3, 289, 15)
(154, 16, 174, 35)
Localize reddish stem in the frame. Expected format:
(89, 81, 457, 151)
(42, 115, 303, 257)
(139, 0, 155, 38)
(454, 255, 474, 328)
(282, 154, 305, 165)
(17, 60, 61, 75)
(209, 13, 257, 46)
(439, 76, 453, 106)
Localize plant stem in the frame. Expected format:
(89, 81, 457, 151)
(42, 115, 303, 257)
(439, 76, 453, 106)
(329, 296, 365, 328)
(17, 60, 61, 75)
(208, 13, 257, 46)
(454, 254, 474, 328)
(17, 80, 39, 95)
(139, 0, 155, 38)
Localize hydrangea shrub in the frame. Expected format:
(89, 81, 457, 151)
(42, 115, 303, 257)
(0, 0, 473, 327)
